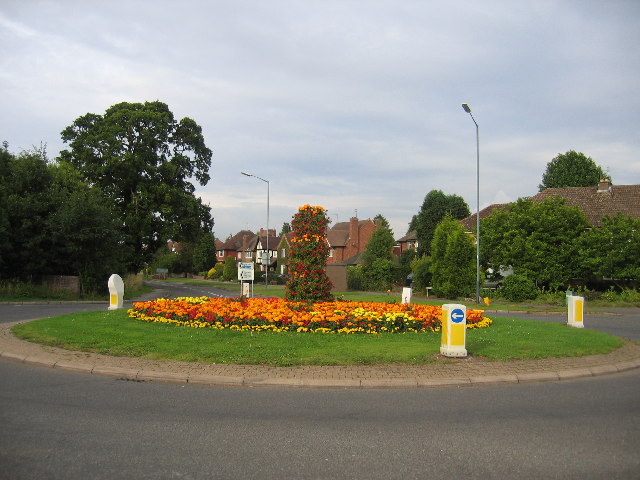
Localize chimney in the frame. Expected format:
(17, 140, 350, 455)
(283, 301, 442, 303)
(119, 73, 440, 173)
(597, 179, 612, 193)
(349, 217, 359, 249)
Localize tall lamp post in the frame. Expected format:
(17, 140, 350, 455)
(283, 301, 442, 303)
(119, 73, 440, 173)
(241, 172, 270, 288)
(461, 103, 480, 303)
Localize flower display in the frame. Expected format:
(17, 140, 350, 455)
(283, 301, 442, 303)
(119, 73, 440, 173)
(128, 297, 492, 334)
(285, 205, 334, 302)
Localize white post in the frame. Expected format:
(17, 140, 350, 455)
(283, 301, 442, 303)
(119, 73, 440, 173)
(401, 287, 412, 304)
(567, 295, 585, 328)
(440, 304, 467, 357)
(108, 274, 124, 310)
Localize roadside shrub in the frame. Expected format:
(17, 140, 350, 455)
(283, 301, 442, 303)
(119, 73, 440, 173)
(499, 274, 539, 302)
(347, 265, 364, 291)
(410, 256, 432, 292)
(206, 267, 217, 279)
(222, 256, 237, 282)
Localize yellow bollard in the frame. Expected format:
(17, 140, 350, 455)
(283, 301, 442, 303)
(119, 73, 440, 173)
(440, 304, 467, 357)
(108, 274, 124, 310)
(567, 295, 585, 328)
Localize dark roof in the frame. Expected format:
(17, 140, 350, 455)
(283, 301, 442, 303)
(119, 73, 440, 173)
(530, 183, 640, 227)
(332, 251, 366, 266)
(326, 228, 349, 247)
(221, 230, 255, 250)
(397, 230, 417, 242)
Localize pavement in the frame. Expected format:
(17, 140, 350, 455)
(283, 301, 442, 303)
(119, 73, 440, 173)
(2, 310, 640, 389)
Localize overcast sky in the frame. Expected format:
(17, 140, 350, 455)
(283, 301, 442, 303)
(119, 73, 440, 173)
(2, 0, 639, 240)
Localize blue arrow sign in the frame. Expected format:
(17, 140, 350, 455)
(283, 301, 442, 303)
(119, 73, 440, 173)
(451, 308, 465, 323)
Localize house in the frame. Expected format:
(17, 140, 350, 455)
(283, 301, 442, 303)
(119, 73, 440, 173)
(276, 232, 294, 275)
(216, 229, 279, 272)
(528, 180, 640, 226)
(460, 180, 640, 232)
(255, 228, 280, 272)
(326, 217, 377, 264)
(396, 230, 418, 254)
(215, 230, 255, 263)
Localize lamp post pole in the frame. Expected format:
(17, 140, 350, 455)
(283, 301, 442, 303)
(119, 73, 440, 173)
(461, 103, 480, 303)
(241, 172, 270, 288)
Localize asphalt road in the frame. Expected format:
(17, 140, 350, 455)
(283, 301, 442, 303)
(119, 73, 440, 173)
(1, 284, 639, 479)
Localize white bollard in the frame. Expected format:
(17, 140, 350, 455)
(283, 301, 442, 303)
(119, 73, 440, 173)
(401, 287, 412, 304)
(108, 274, 124, 310)
(567, 295, 585, 328)
(440, 304, 467, 357)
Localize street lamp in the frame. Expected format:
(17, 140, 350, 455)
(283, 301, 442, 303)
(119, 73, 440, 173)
(461, 103, 481, 303)
(241, 172, 270, 288)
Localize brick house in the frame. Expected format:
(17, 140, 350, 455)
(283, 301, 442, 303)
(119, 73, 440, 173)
(326, 217, 377, 264)
(216, 229, 279, 272)
(396, 230, 418, 254)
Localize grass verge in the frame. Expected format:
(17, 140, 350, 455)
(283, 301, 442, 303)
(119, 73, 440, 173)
(12, 311, 624, 366)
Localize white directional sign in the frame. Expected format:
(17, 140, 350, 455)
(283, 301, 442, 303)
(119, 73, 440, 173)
(238, 262, 255, 281)
(451, 308, 465, 323)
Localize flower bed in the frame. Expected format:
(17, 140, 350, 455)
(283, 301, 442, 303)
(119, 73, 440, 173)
(128, 297, 492, 334)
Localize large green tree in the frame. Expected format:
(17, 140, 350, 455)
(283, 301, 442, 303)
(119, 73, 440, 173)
(430, 216, 475, 299)
(578, 213, 640, 287)
(481, 197, 588, 288)
(539, 150, 608, 191)
(415, 190, 470, 256)
(59, 101, 214, 272)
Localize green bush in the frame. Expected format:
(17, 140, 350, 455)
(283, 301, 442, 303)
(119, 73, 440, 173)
(347, 265, 364, 291)
(499, 274, 539, 302)
(410, 256, 432, 292)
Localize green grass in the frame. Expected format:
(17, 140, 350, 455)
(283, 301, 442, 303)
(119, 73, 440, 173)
(12, 310, 624, 366)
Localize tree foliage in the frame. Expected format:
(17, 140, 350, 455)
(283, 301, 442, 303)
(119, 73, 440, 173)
(481, 197, 588, 289)
(430, 216, 476, 299)
(362, 223, 395, 291)
(59, 101, 214, 272)
(415, 190, 470, 256)
(539, 150, 608, 191)
(0, 146, 124, 291)
(578, 214, 640, 287)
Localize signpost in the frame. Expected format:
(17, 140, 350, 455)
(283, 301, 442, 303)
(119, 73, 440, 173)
(440, 304, 467, 357)
(238, 262, 255, 297)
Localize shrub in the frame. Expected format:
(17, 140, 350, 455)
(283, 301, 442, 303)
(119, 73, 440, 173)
(410, 256, 432, 292)
(499, 274, 539, 302)
(347, 265, 364, 291)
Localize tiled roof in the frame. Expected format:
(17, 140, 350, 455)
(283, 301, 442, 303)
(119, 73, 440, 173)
(460, 204, 509, 232)
(397, 230, 417, 242)
(327, 229, 349, 247)
(530, 183, 640, 227)
(222, 230, 255, 250)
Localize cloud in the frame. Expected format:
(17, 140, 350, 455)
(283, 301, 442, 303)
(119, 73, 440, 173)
(1, 0, 638, 241)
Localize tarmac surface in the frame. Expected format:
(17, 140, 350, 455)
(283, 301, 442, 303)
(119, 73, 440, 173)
(1, 302, 639, 388)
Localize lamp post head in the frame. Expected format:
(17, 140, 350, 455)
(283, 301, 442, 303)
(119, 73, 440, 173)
(241, 171, 252, 177)
(462, 103, 471, 114)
